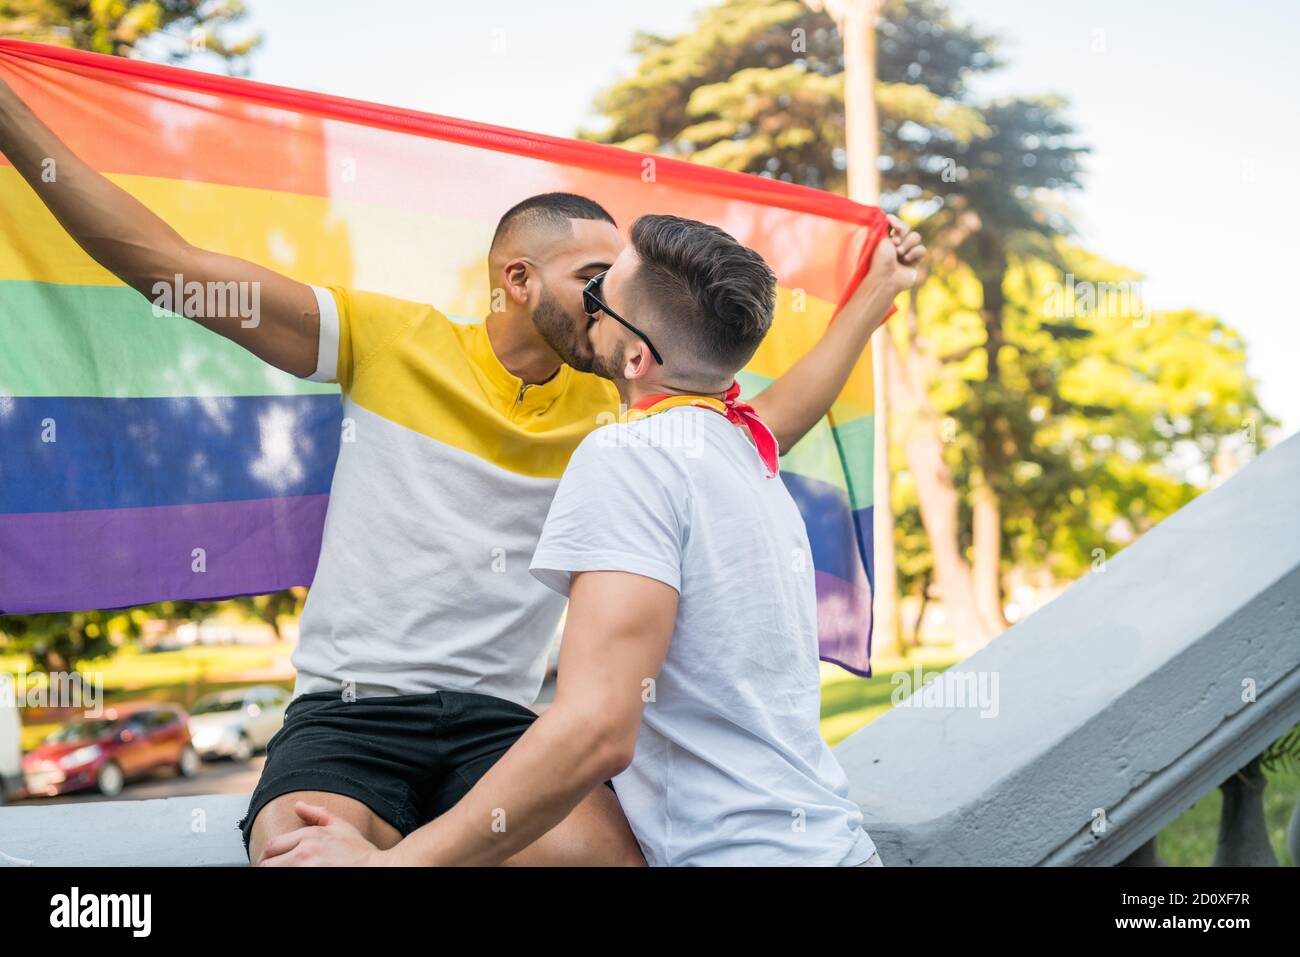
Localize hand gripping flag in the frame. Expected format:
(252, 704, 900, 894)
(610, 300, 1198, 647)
(0, 40, 890, 675)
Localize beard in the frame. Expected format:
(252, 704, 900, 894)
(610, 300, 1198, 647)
(587, 339, 627, 385)
(532, 288, 594, 373)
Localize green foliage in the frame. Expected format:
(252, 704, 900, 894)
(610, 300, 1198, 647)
(1261, 723, 1300, 777)
(0, 0, 260, 69)
(584, 0, 999, 194)
(587, 0, 1281, 603)
(0, 591, 304, 673)
(1, 607, 148, 672)
(916, 245, 1276, 581)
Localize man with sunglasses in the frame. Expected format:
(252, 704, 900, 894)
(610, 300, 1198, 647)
(261, 214, 909, 866)
(583, 272, 666, 364)
(1, 75, 923, 865)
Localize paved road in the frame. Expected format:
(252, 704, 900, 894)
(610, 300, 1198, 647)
(10, 754, 265, 807)
(11, 675, 560, 809)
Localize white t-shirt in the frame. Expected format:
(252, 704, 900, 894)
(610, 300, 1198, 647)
(530, 406, 877, 866)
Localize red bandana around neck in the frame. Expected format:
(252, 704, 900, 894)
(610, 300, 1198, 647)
(627, 380, 781, 478)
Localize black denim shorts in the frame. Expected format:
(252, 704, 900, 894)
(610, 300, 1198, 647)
(237, 689, 540, 858)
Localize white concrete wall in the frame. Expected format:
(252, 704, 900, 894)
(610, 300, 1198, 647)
(0, 793, 247, 866)
(834, 431, 1300, 865)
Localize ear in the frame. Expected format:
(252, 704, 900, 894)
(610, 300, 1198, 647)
(501, 258, 533, 306)
(622, 341, 655, 382)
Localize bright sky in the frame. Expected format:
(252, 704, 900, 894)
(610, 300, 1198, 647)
(193, 0, 1298, 439)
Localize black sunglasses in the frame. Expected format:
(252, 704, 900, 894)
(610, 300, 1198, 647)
(582, 272, 664, 365)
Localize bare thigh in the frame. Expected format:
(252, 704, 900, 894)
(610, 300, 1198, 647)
(248, 790, 403, 865)
(501, 784, 645, 867)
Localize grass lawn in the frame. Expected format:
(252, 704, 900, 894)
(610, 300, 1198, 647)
(817, 656, 957, 746)
(818, 655, 1298, 866)
(1157, 763, 1298, 867)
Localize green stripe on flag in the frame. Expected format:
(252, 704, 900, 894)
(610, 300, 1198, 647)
(737, 369, 873, 507)
(0, 281, 339, 398)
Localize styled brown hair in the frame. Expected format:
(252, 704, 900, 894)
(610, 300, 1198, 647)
(628, 214, 776, 374)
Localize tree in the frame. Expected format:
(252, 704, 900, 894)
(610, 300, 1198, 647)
(884, 207, 991, 647)
(585, 0, 999, 656)
(586, 0, 996, 197)
(892, 241, 1276, 638)
(0, 0, 260, 70)
(2, 600, 219, 673)
(238, 588, 307, 642)
(921, 95, 1089, 634)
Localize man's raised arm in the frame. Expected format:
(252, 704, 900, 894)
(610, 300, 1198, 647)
(749, 213, 926, 449)
(0, 78, 320, 377)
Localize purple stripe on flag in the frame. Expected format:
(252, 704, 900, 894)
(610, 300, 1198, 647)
(0, 495, 328, 615)
(815, 570, 873, 677)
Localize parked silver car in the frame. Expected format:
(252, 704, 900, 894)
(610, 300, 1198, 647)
(188, 686, 290, 762)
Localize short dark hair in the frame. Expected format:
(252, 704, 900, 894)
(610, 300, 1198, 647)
(628, 214, 776, 374)
(490, 192, 615, 254)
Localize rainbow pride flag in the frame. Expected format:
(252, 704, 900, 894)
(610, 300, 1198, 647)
(0, 40, 888, 675)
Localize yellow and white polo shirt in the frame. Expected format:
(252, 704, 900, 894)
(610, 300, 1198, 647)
(291, 285, 618, 705)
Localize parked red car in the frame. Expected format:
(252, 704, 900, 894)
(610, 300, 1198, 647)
(22, 702, 200, 798)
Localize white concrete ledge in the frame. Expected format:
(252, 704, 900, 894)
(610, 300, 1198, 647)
(0, 793, 247, 866)
(834, 431, 1300, 865)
